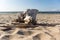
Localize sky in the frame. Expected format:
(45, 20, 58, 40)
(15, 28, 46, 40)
(0, 0, 60, 11)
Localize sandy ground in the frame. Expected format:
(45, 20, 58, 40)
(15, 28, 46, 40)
(0, 13, 60, 40)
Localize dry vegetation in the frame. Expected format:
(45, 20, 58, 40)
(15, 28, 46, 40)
(0, 13, 60, 40)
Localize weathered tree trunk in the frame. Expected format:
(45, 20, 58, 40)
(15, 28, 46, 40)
(25, 9, 39, 24)
(16, 9, 39, 25)
(16, 12, 26, 23)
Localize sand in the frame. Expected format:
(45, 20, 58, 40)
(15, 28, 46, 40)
(0, 13, 60, 40)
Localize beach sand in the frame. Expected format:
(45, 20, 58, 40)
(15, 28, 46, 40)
(0, 13, 60, 40)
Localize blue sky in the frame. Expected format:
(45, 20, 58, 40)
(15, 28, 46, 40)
(0, 0, 60, 11)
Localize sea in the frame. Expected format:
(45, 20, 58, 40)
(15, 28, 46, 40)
(0, 11, 60, 14)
